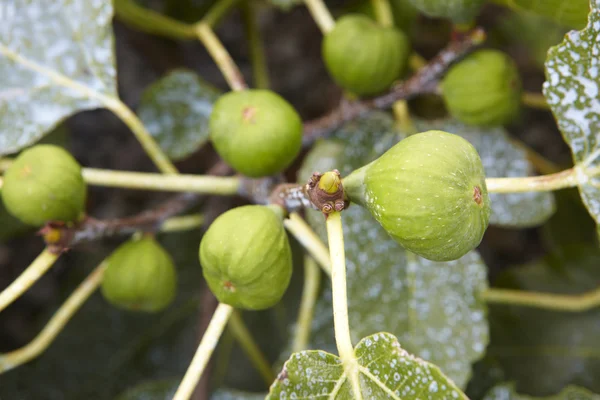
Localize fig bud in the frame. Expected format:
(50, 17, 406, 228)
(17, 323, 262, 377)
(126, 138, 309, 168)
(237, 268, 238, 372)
(101, 236, 177, 312)
(407, 0, 485, 23)
(1, 145, 86, 226)
(343, 130, 490, 261)
(441, 50, 522, 126)
(209, 90, 302, 177)
(322, 14, 410, 96)
(199, 205, 292, 310)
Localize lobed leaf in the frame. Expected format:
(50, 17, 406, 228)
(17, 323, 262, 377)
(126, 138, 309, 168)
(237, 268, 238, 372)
(297, 113, 489, 388)
(0, 0, 117, 155)
(543, 0, 600, 227)
(269, 332, 467, 399)
(483, 383, 600, 400)
(138, 69, 220, 161)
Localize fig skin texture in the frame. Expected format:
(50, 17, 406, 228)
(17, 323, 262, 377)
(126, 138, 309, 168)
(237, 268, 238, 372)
(343, 130, 490, 261)
(441, 50, 522, 127)
(407, 0, 485, 23)
(1, 144, 87, 226)
(209, 90, 302, 178)
(199, 205, 292, 310)
(101, 235, 177, 313)
(322, 14, 410, 96)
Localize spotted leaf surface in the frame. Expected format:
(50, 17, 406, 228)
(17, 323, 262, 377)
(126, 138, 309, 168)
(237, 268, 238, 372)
(543, 1, 600, 228)
(138, 69, 220, 161)
(415, 119, 556, 228)
(297, 113, 489, 388)
(484, 383, 600, 400)
(0, 0, 117, 155)
(269, 333, 467, 399)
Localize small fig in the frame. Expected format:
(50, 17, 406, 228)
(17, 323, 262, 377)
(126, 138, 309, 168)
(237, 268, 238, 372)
(407, 0, 485, 23)
(343, 130, 490, 261)
(101, 235, 177, 312)
(322, 14, 410, 96)
(441, 50, 522, 126)
(1, 145, 86, 226)
(209, 90, 302, 177)
(199, 205, 292, 310)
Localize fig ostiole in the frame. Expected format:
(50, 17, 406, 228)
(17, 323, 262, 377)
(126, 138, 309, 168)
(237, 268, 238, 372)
(1, 145, 87, 226)
(199, 205, 292, 310)
(407, 0, 485, 23)
(343, 130, 491, 261)
(441, 50, 522, 127)
(322, 14, 410, 96)
(209, 90, 302, 178)
(101, 235, 177, 313)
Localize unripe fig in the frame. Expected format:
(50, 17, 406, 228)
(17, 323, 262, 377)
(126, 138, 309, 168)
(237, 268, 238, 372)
(199, 205, 292, 310)
(322, 14, 410, 96)
(343, 130, 490, 261)
(441, 50, 522, 126)
(1, 145, 86, 226)
(102, 236, 177, 312)
(407, 0, 485, 23)
(209, 90, 302, 177)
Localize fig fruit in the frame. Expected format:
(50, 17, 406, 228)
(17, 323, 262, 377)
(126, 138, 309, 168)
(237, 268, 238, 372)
(101, 235, 177, 312)
(1, 145, 86, 226)
(209, 90, 302, 177)
(322, 14, 410, 96)
(407, 0, 485, 23)
(343, 130, 490, 261)
(199, 205, 292, 310)
(441, 50, 522, 126)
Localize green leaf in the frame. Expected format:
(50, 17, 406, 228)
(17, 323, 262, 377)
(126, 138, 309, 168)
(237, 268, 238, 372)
(543, 1, 600, 227)
(0, 0, 117, 155)
(298, 113, 489, 388)
(488, 245, 600, 395)
(212, 389, 267, 400)
(267, 0, 302, 11)
(484, 383, 600, 400)
(414, 119, 556, 228)
(138, 69, 220, 161)
(269, 332, 467, 399)
(494, 0, 589, 29)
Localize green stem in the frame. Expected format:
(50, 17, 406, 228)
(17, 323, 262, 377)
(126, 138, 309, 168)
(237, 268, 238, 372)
(325, 212, 362, 399)
(292, 255, 321, 353)
(408, 52, 427, 71)
(510, 138, 562, 175)
(203, 0, 242, 27)
(392, 100, 415, 134)
(173, 302, 234, 400)
(283, 212, 332, 276)
(228, 311, 275, 386)
(81, 168, 240, 194)
(522, 92, 550, 110)
(242, 1, 270, 89)
(194, 23, 247, 91)
(103, 98, 179, 174)
(485, 168, 579, 193)
(303, 0, 336, 34)
(0, 262, 105, 373)
(370, 0, 394, 27)
(113, 0, 196, 39)
(160, 214, 205, 233)
(0, 248, 61, 313)
(484, 286, 600, 312)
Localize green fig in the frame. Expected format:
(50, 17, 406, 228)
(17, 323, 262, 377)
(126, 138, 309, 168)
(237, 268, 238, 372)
(441, 50, 522, 126)
(322, 14, 410, 96)
(343, 130, 490, 261)
(1, 145, 86, 226)
(199, 205, 292, 310)
(101, 235, 177, 312)
(407, 0, 485, 23)
(209, 90, 302, 177)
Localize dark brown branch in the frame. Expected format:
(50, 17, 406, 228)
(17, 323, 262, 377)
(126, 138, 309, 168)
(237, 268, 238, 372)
(302, 28, 485, 145)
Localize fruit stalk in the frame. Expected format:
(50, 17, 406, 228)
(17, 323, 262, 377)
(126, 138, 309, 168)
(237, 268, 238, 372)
(283, 213, 332, 276)
(0, 249, 61, 313)
(173, 302, 234, 400)
(370, 0, 394, 27)
(485, 168, 579, 193)
(522, 92, 550, 110)
(160, 214, 205, 233)
(326, 211, 361, 398)
(242, 1, 270, 89)
(303, 0, 336, 33)
(292, 255, 322, 352)
(483, 286, 600, 312)
(0, 262, 106, 373)
(113, 0, 197, 39)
